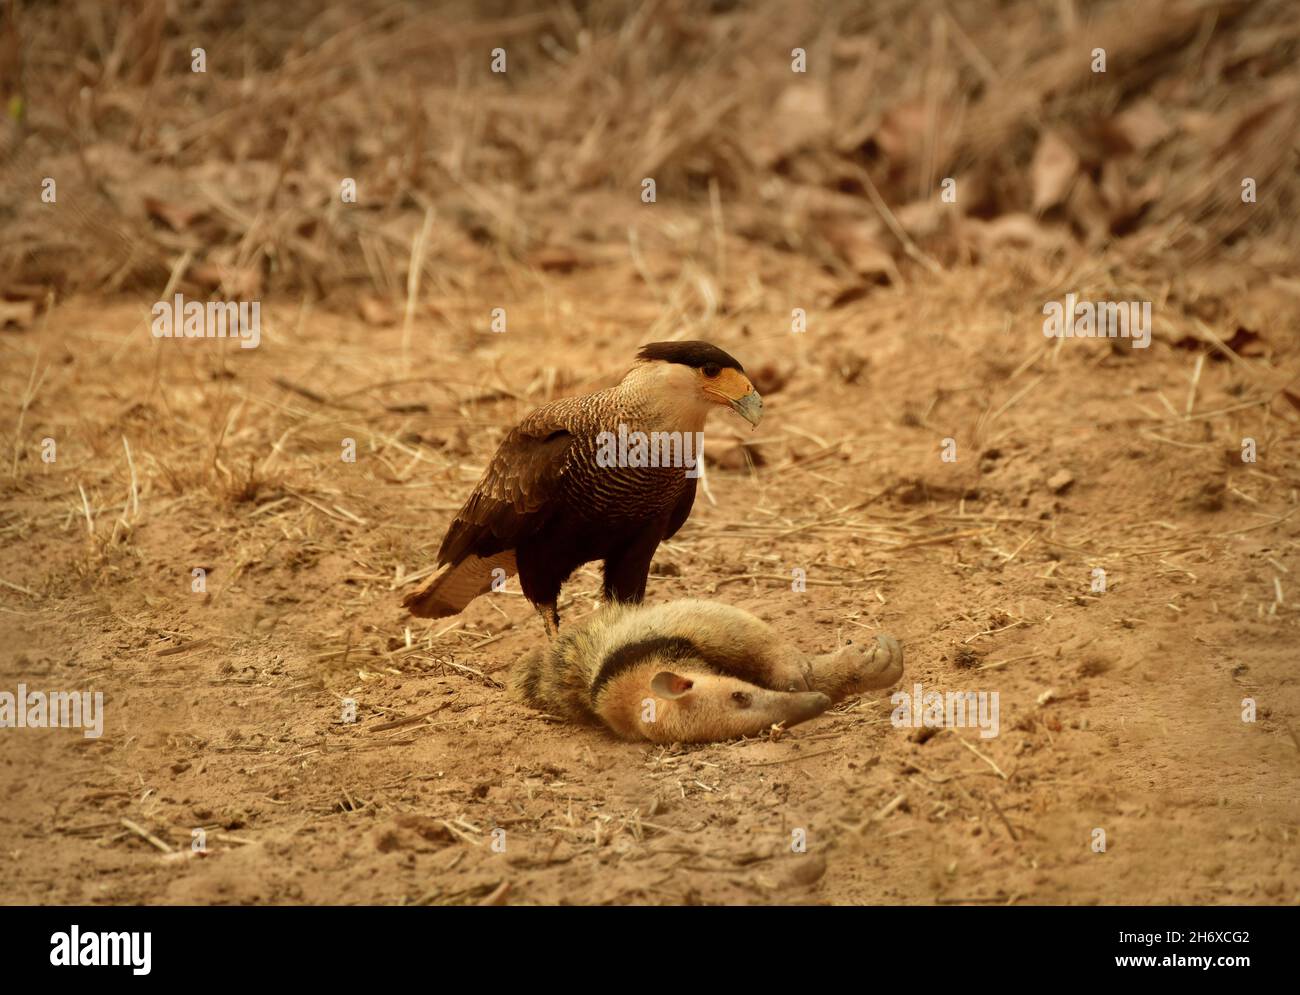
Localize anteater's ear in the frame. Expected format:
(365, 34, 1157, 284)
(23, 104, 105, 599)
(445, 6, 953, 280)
(650, 671, 694, 699)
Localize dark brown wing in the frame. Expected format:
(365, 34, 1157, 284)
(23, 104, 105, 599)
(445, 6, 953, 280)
(436, 398, 583, 565)
(663, 476, 698, 540)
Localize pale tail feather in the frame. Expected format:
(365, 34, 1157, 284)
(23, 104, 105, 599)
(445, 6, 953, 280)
(402, 552, 517, 618)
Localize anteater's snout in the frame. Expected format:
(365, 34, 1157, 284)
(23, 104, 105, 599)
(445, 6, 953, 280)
(775, 690, 832, 728)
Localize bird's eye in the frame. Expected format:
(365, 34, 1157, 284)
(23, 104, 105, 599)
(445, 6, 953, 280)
(702, 363, 721, 378)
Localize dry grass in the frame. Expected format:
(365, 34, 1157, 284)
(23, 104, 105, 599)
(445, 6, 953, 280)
(1, 0, 1297, 310)
(1, 0, 1299, 907)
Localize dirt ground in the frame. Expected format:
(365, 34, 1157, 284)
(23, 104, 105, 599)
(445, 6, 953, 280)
(3, 230, 1298, 904)
(2, 0, 1299, 906)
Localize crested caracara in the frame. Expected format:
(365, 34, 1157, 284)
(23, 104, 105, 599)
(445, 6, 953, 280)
(402, 341, 762, 636)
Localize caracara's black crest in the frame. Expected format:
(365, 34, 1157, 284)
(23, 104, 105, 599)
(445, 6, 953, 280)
(637, 340, 744, 372)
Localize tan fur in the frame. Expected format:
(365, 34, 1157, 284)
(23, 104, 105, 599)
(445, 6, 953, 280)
(511, 598, 903, 743)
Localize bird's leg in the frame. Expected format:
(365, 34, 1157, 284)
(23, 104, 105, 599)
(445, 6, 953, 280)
(602, 525, 661, 604)
(536, 601, 560, 640)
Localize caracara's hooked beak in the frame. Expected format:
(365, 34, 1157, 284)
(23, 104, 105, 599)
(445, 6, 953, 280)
(729, 389, 763, 427)
(706, 368, 763, 427)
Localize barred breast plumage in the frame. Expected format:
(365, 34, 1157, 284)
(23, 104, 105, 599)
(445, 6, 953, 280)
(402, 341, 763, 636)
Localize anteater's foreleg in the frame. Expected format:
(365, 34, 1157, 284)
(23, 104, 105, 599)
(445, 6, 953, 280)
(804, 635, 904, 703)
(708, 632, 904, 703)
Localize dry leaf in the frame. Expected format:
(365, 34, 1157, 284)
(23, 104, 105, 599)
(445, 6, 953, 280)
(144, 196, 204, 233)
(821, 220, 899, 282)
(1030, 130, 1079, 212)
(705, 442, 763, 472)
(0, 299, 36, 329)
(528, 246, 584, 273)
(965, 213, 1067, 253)
(189, 262, 262, 299)
(875, 99, 929, 165)
(1065, 172, 1108, 246)
(748, 361, 791, 396)
(1111, 99, 1174, 153)
(894, 199, 946, 240)
(755, 83, 833, 166)
(358, 294, 397, 327)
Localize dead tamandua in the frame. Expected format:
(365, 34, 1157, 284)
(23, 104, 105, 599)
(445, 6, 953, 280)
(512, 598, 903, 743)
